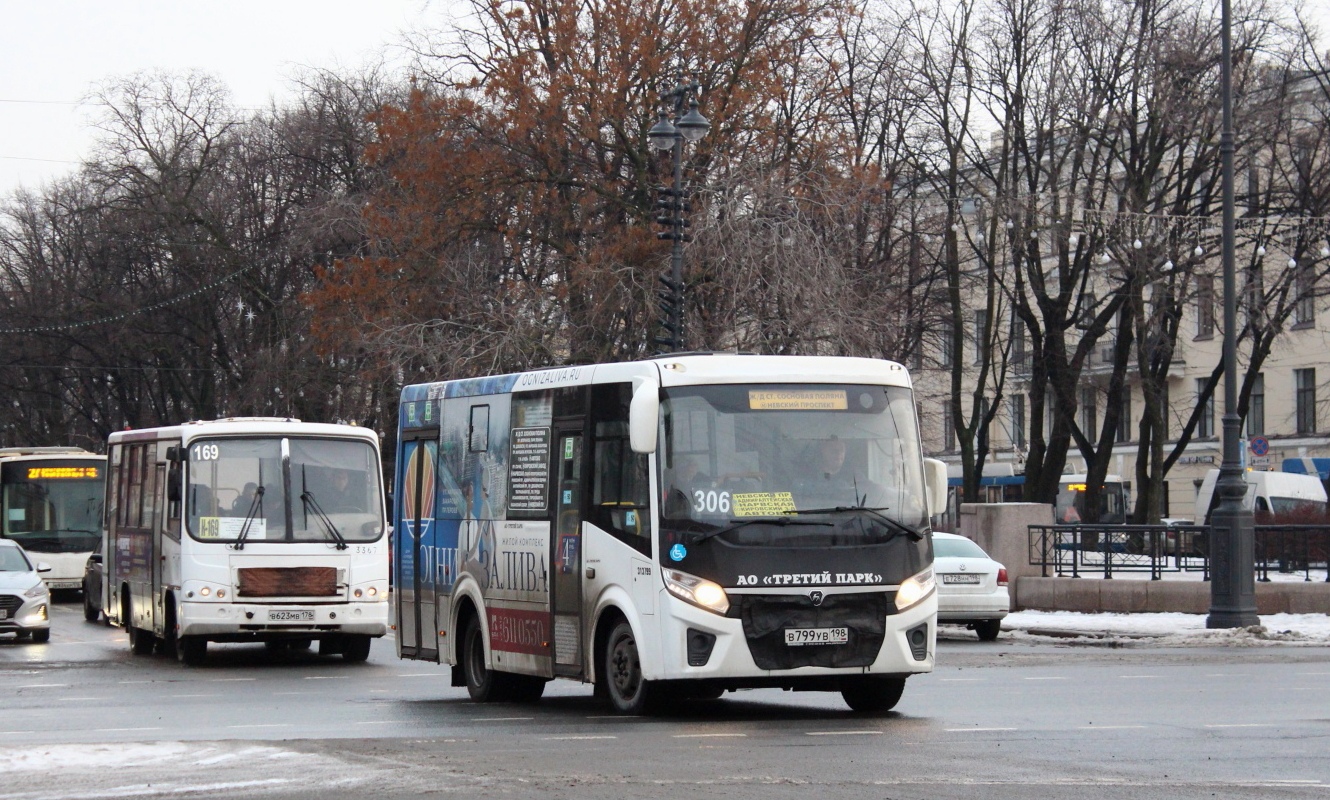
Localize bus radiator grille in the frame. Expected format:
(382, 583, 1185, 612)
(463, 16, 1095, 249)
(237, 567, 338, 597)
(733, 592, 891, 670)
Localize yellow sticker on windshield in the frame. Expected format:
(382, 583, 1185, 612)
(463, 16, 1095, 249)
(732, 492, 796, 517)
(748, 390, 847, 410)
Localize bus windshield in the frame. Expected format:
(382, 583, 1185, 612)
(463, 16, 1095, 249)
(1, 464, 103, 554)
(1055, 481, 1128, 524)
(660, 383, 927, 533)
(186, 437, 383, 544)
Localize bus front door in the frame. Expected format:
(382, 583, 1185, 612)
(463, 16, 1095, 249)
(398, 436, 439, 660)
(551, 428, 584, 677)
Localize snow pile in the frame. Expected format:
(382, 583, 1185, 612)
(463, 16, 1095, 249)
(1002, 610, 1330, 647)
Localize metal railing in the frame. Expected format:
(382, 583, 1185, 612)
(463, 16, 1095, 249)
(1028, 524, 1330, 582)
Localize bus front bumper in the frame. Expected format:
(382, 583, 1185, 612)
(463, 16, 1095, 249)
(178, 601, 390, 638)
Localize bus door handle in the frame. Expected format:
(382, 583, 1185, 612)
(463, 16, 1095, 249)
(585, 567, 595, 579)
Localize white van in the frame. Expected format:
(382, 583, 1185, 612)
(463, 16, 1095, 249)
(1193, 468, 1328, 523)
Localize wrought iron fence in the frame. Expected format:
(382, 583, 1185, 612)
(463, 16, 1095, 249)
(1027, 524, 1330, 582)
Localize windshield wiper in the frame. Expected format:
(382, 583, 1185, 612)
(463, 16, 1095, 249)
(233, 486, 266, 551)
(783, 506, 924, 541)
(301, 488, 348, 550)
(693, 516, 832, 544)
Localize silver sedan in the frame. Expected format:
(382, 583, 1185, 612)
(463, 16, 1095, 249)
(0, 539, 52, 643)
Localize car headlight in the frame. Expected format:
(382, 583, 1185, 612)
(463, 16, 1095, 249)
(25, 582, 49, 599)
(895, 568, 935, 611)
(664, 569, 730, 615)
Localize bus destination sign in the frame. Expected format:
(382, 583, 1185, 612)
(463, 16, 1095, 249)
(26, 466, 99, 480)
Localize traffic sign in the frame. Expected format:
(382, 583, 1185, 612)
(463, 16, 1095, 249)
(1249, 436, 1269, 457)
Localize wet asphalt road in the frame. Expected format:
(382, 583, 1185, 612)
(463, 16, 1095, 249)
(2, 599, 1328, 799)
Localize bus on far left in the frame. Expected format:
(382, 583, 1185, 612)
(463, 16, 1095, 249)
(0, 447, 106, 594)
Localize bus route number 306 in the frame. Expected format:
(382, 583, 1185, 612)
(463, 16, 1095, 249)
(692, 490, 731, 514)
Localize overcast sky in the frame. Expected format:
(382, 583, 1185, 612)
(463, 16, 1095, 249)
(0, 0, 461, 196)
(2, 1, 1328, 199)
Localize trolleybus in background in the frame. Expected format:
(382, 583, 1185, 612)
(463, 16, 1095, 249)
(1, 447, 106, 593)
(102, 418, 389, 665)
(394, 354, 948, 714)
(941, 467, 1131, 527)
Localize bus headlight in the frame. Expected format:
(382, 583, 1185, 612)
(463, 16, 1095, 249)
(895, 568, 935, 611)
(664, 569, 730, 615)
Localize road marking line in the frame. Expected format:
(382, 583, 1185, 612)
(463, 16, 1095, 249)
(0, 731, 35, 736)
(1078, 725, 1147, 730)
(673, 733, 748, 739)
(228, 724, 292, 729)
(170, 694, 217, 698)
(118, 680, 153, 685)
(1204, 723, 1274, 729)
(585, 715, 640, 719)
(473, 717, 534, 722)
(944, 727, 1017, 732)
(95, 727, 163, 732)
(806, 730, 883, 736)
(209, 678, 256, 682)
(57, 697, 101, 701)
(543, 735, 617, 740)
(19, 684, 69, 688)
(303, 676, 349, 680)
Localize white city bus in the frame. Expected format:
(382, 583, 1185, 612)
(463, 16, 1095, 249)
(102, 418, 390, 665)
(394, 355, 947, 713)
(1, 447, 106, 591)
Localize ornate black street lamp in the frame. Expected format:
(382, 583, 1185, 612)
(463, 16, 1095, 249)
(648, 78, 710, 352)
(1208, 0, 1259, 628)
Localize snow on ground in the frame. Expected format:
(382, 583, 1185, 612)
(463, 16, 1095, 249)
(1002, 609, 1330, 646)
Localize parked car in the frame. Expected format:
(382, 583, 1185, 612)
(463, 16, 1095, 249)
(933, 532, 1009, 641)
(82, 542, 105, 623)
(0, 539, 52, 643)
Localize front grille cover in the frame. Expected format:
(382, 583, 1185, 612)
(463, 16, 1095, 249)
(237, 567, 337, 597)
(733, 592, 892, 670)
(0, 594, 22, 614)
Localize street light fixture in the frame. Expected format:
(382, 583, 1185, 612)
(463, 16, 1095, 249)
(649, 79, 709, 352)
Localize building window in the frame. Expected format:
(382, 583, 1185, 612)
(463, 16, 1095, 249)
(1245, 264, 1265, 326)
(939, 327, 954, 369)
(1295, 263, 1315, 327)
(1080, 387, 1097, 435)
(1296, 368, 1316, 434)
(1196, 275, 1215, 339)
(1196, 379, 1214, 438)
(1011, 394, 1026, 449)
(943, 404, 955, 451)
(1247, 373, 1264, 437)
(1011, 318, 1027, 372)
(1116, 393, 1132, 443)
(973, 310, 988, 364)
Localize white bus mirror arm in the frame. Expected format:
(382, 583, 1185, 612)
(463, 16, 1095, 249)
(629, 377, 660, 454)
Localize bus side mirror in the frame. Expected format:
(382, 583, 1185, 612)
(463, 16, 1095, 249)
(923, 458, 949, 517)
(629, 378, 660, 454)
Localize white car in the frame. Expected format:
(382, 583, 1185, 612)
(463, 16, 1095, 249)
(933, 532, 1009, 641)
(0, 539, 52, 643)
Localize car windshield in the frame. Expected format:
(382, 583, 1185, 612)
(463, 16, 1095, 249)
(1, 465, 104, 554)
(0, 546, 33, 572)
(186, 437, 384, 544)
(659, 383, 928, 540)
(933, 536, 988, 559)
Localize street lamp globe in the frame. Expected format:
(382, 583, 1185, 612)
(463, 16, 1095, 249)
(676, 98, 711, 142)
(648, 110, 678, 151)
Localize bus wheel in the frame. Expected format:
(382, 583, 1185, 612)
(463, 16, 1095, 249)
(603, 620, 657, 714)
(841, 677, 905, 714)
(128, 626, 155, 656)
(177, 636, 207, 666)
(462, 617, 503, 702)
(341, 635, 372, 663)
